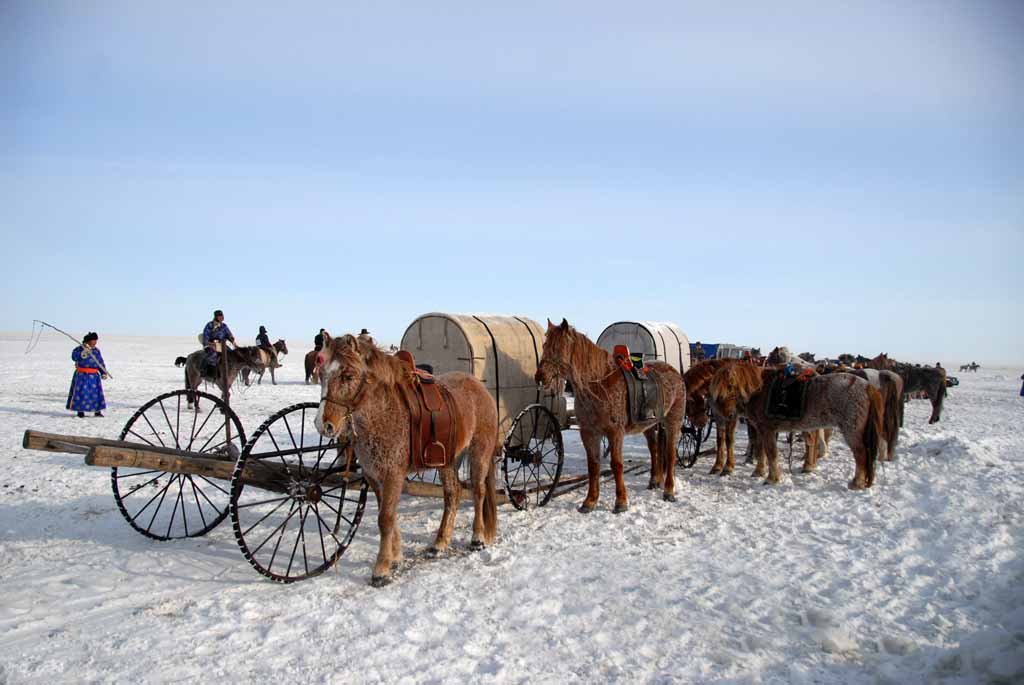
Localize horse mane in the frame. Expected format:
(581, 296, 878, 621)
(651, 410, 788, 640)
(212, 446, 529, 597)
(708, 361, 767, 403)
(683, 359, 736, 396)
(355, 336, 411, 387)
(557, 324, 613, 382)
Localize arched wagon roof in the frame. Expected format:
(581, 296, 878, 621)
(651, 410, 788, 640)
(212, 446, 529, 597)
(400, 313, 569, 436)
(596, 321, 691, 373)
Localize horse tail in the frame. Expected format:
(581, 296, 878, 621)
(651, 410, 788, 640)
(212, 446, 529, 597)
(482, 447, 499, 545)
(863, 385, 884, 485)
(883, 379, 900, 456)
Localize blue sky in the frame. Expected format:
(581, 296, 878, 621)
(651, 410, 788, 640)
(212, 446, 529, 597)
(3, 1, 1022, 363)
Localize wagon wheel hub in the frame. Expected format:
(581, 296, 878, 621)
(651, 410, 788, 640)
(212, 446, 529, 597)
(306, 483, 323, 504)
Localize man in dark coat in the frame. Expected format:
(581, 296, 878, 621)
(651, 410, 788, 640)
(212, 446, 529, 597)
(201, 309, 235, 376)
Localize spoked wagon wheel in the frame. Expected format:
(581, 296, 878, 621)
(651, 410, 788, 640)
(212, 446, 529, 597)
(112, 389, 245, 540)
(503, 404, 564, 511)
(677, 421, 701, 469)
(230, 402, 368, 583)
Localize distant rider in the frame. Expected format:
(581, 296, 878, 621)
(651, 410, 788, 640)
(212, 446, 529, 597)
(201, 309, 235, 377)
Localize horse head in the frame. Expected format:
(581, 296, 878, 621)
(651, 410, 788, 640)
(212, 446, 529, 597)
(314, 333, 370, 439)
(275, 339, 289, 356)
(535, 318, 572, 394)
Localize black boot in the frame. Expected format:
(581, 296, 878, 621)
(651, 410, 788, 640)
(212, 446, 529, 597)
(94, 411, 104, 417)
(76, 411, 85, 418)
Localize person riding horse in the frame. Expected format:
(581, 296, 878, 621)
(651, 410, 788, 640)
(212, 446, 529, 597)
(201, 309, 235, 378)
(256, 325, 278, 367)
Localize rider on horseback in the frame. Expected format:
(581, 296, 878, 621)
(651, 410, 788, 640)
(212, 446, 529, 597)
(201, 309, 235, 378)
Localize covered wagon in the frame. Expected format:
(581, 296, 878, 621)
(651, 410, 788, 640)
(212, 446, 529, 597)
(596, 321, 691, 374)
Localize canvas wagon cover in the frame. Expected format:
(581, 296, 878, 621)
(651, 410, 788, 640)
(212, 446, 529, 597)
(596, 321, 691, 373)
(400, 313, 569, 437)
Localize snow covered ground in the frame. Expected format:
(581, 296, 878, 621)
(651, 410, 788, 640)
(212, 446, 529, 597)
(1, 333, 1022, 684)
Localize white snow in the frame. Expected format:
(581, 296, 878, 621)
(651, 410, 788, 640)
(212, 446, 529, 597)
(1, 333, 1022, 684)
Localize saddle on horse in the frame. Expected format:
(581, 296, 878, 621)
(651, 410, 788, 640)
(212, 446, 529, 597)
(765, 364, 815, 420)
(613, 345, 662, 424)
(395, 351, 459, 470)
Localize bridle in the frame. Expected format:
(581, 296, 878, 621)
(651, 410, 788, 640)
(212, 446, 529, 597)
(320, 368, 369, 439)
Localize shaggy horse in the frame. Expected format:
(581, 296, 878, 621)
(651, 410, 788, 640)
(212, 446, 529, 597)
(535, 319, 686, 512)
(866, 353, 896, 371)
(712, 367, 884, 488)
(304, 349, 321, 384)
(183, 345, 262, 410)
(838, 368, 904, 459)
(682, 359, 738, 429)
(241, 339, 289, 386)
(896, 364, 947, 424)
(760, 347, 832, 462)
(314, 333, 499, 587)
(683, 359, 755, 470)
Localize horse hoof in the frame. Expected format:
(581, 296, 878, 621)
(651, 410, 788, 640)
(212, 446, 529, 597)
(613, 503, 628, 514)
(848, 480, 866, 491)
(577, 503, 595, 514)
(470, 540, 485, 551)
(709, 467, 722, 475)
(662, 493, 677, 503)
(801, 466, 815, 474)
(370, 575, 392, 588)
(425, 547, 441, 559)
(719, 469, 733, 477)
(646, 482, 658, 491)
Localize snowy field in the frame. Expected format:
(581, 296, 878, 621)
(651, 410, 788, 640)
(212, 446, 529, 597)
(1, 333, 1022, 684)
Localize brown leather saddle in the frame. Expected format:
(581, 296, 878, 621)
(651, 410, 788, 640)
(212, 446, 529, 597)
(395, 351, 459, 470)
(765, 367, 815, 420)
(612, 345, 662, 424)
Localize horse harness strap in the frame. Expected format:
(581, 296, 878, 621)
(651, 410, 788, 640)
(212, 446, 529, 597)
(395, 351, 459, 470)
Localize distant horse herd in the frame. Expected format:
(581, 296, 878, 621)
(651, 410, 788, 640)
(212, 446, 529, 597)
(172, 322, 959, 585)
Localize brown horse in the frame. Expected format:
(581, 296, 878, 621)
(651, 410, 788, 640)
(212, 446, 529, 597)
(712, 367, 884, 489)
(838, 368, 904, 459)
(304, 349, 321, 384)
(865, 353, 895, 371)
(535, 319, 686, 512)
(314, 333, 499, 587)
(703, 360, 828, 476)
(682, 359, 738, 429)
(241, 339, 289, 386)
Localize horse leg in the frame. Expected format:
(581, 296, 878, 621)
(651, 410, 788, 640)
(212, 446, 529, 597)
(577, 429, 603, 513)
(643, 427, 660, 490)
(609, 431, 629, 514)
(749, 421, 765, 475)
(710, 419, 728, 474)
(270, 366, 276, 385)
(429, 464, 460, 556)
(744, 421, 756, 465)
(722, 415, 738, 475)
(371, 473, 403, 586)
(848, 446, 869, 490)
(764, 430, 782, 484)
(819, 429, 832, 460)
(661, 423, 680, 502)
(468, 437, 497, 549)
(801, 431, 817, 472)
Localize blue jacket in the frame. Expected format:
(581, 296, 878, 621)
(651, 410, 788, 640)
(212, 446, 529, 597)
(202, 321, 234, 346)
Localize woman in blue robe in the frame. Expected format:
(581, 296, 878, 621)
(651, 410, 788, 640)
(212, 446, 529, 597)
(66, 332, 108, 417)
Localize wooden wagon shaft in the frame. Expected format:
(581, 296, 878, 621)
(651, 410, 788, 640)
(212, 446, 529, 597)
(402, 479, 510, 506)
(548, 462, 649, 499)
(23, 430, 236, 461)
